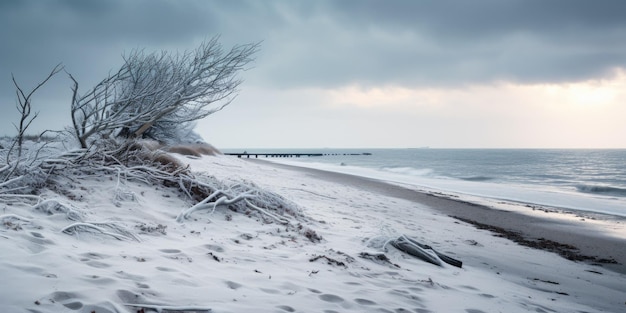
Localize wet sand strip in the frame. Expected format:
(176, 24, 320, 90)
(253, 159, 626, 274)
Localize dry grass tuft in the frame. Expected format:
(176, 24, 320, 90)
(166, 143, 222, 156)
(150, 152, 186, 172)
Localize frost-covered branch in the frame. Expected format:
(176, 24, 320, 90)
(244, 199, 290, 225)
(61, 222, 137, 241)
(3, 64, 63, 186)
(69, 37, 260, 148)
(0, 214, 32, 223)
(7, 63, 63, 162)
(32, 199, 83, 221)
(175, 190, 257, 222)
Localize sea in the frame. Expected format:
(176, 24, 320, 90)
(223, 148, 626, 217)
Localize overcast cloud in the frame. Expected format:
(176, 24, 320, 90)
(2, 0, 626, 147)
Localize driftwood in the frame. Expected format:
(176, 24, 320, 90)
(391, 235, 463, 268)
(123, 303, 211, 312)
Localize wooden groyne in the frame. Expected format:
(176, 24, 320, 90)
(225, 152, 372, 158)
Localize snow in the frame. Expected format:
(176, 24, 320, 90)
(1, 155, 624, 312)
(266, 158, 626, 218)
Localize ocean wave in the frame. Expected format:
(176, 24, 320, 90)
(576, 184, 626, 197)
(381, 166, 434, 177)
(461, 176, 494, 182)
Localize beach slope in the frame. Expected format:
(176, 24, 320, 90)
(0, 155, 624, 312)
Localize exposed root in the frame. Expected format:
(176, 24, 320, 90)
(39, 149, 89, 171)
(245, 199, 289, 225)
(176, 179, 300, 225)
(0, 214, 32, 223)
(1, 214, 32, 232)
(91, 221, 141, 242)
(31, 199, 83, 221)
(0, 194, 42, 206)
(176, 190, 228, 222)
(61, 222, 139, 241)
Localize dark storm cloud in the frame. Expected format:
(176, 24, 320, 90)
(329, 0, 626, 38)
(4, 0, 626, 89)
(2, 0, 626, 118)
(258, 0, 626, 87)
(1, 0, 219, 80)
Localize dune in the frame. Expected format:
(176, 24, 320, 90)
(0, 155, 624, 312)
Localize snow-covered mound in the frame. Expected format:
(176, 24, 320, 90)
(0, 152, 624, 312)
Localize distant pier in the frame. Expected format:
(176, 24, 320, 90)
(225, 152, 372, 158)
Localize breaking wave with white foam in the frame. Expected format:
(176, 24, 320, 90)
(240, 148, 626, 217)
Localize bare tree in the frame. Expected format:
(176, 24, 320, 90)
(70, 37, 259, 148)
(1, 46, 319, 249)
(2, 64, 63, 188)
(7, 64, 63, 161)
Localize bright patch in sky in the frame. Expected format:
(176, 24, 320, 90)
(205, 72, 626, 149)
(327, 70, 626, 112)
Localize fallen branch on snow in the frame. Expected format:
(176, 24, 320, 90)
(31, 199, 83, 221)
(61, 222, 138, 241)
(123, 303, 212, 312)
(244, 199, 289, 225)
(0, 214, 32, 223)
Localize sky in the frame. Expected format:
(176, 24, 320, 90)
(1, 0, 626, 149)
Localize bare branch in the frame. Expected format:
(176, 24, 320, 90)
(7, 63, 63, 162)
(69, 37, 259, 147)
(3, 64, 63, 185)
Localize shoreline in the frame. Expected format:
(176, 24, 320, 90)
(251, 159, 626, 274)
(3, 154, 623, 312)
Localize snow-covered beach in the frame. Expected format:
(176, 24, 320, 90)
(1, 154, 624, 313)
(263, 158, 626, 274)
(5, 1, 626, 312)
